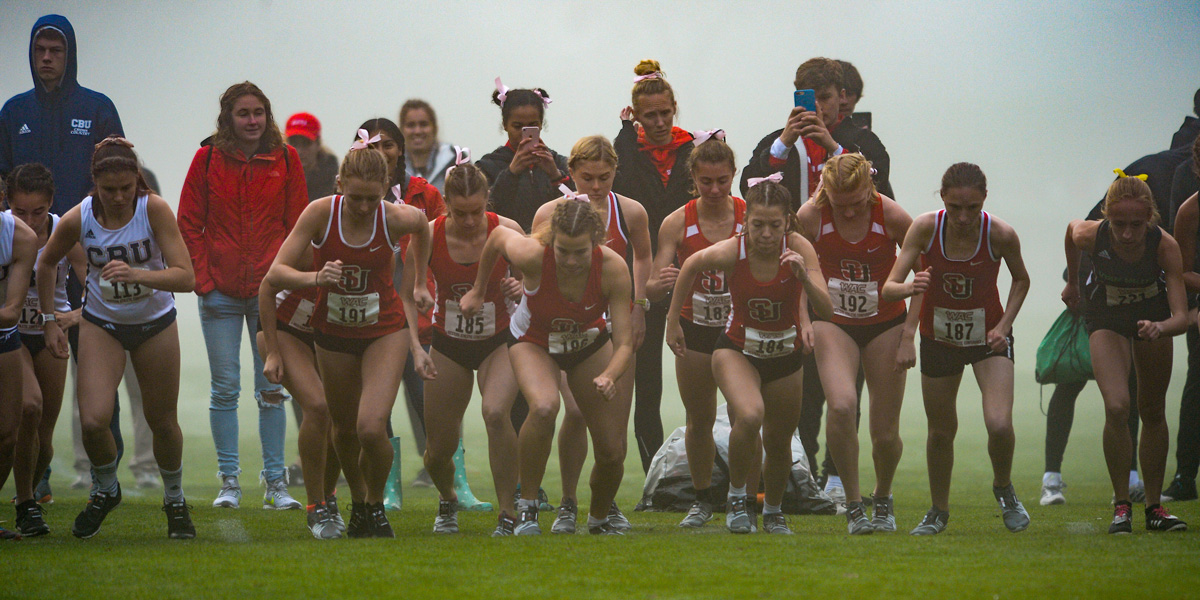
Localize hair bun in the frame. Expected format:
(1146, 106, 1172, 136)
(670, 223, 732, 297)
(634, 59, 662, 76)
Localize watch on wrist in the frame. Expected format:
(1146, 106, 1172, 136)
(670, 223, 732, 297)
(633, 298, 650, 311)
(41, 313, 56, 323)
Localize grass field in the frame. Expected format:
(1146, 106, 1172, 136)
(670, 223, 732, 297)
(3, 295, 1199, 599)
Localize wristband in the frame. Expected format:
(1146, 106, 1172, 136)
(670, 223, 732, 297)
(41, 313, 56, 323)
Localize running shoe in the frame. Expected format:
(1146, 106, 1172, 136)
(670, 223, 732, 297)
(135, 471, 161, 489)
(515, 504, 541, 536)
(35, 475, 53, 505)
(993, 484, 1030, 532)
(1040, 481, 1066, 506)
(346, 502, 372, 539)
(307, 504, 342, 540)
(0, 526, 22, 540)
(1145, 504, 1188, 532)
(871, 495, 896, 532)
(326, 495, 346, 533)
(726, 495, 753, 534)
(1162, 476, 1198, 502)
(493, 512, 517, 537)
(433, 499, 459, 534)
(212, 475, 241, 509)
(846, 501, 874, 535)
(14, 499, 49, 537)
(162, 500, 196, 540)
(1108, 502, 1133, 535)
(588, 520, 624, 535)
(824, 482, 846, 504)
(1128, 481, 1146, 503)
(761, 512, 793, 535)
(512, 486, 555, 512)
(910, 507, 949, 536)
(368, 502, 394, 538)
(72, 484, 122, 539)
(607, 502, 632, 533)
(678, 500, 715, 529)
(69, 472, 91, 491)
(551, 497, 577, 534)
(262, 477, 302, 510)
(411, 468, 435, 488)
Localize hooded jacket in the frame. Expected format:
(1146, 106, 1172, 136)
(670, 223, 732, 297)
(405, 142, 456, 193)
(0, 15, 124, 216)
(477, 143, 569, 233)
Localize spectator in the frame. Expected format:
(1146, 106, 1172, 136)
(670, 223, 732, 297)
(400, 99, 456, 193)
(285, 112, 338, 201)
(832, 60, 894, 198)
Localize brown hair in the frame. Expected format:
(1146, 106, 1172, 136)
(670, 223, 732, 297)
(4, 162, 54, 206)
(631, 59, 675, 112)
(838, 60, 863, 99)
(212, 82, 284, 155)
(811, 153, 877, 208)
(794, 57, 843, 92)
(1102, 175, 1160, 225)
(568, 135, 618, 171)
(686, 138, 736, 195)
(444, 162, 489, 204)
(533, 199, 605, 246)
(90, 136, 152, 197)
(338, 147, 390, 191)
(399, 99, 439, 140)
(744, 180, 800, 234)
(939, 162, 987, 197)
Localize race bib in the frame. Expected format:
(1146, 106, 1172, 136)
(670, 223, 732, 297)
(548, 327, 600, 355)
(100, 275, 153, 304)
(743, 326, 796, 359)
(288, 298, 315, 333)
(829, 278, 879, 319)
(444, 299, 496, 340)
(1105, 282, 1159, 307)
(327, 292, 380, 327)
(692, 292, 732, 327)
(933, 307, 985, 347)
(19, 296, 43, 329)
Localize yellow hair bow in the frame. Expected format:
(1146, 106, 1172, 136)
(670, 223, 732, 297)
(1113, 168, 1148, 181)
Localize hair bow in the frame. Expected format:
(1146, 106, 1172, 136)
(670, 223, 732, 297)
(747, 172, 784, 187)
(558, 183, 588, 203)
(633, 72, 662, 83)
(445, 146, 472, 178)
(1114, 168, 1148, 181)
(692, 129, 726, 146)
(350, 129, 381, 151)
(95, 136, 135, 150)
(494, 77, 510, 107)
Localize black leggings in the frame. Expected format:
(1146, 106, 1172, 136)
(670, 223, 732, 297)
(1044, 371, 1139, 473)
(1174, 326, 1200, 480)
(633, 301, 668, 473)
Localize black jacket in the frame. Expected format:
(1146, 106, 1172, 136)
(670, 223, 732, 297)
(740, 129, 808, 212)
(476, 144, 569, 233)
(1171, 116, 1200, 150)
(832, 114, 894, 199)
(612, 120, 695, 251)
(1086, 146, 1193, 232)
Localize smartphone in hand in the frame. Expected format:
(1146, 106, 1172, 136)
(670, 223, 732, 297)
(521, 126, 541, 147)
(794, 89, 816, 113)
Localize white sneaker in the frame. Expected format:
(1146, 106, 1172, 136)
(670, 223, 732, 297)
(824, 483, 846, 504)
(213, 475, 241, 508)
(1040, 481, 1066, 506)
(263, 477, 302, 510)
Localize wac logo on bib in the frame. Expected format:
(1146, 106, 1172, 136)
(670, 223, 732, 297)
(747, 298, 781, 322)
(339, 266, 371, 294)
(840, 259, 871, 282)
(942, 273, 974, 300)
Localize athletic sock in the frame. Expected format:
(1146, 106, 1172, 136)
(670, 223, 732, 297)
(93, 460, 119, 494)
(1043, 471, 1062, 486)
(587, 515, 609, 528)
(1129, 471, 1141, 487)
(763, 503, 782, 515)
(160, 467, 184, 502)
(728, 485, 747, 502)
(825, 475, 843, 490)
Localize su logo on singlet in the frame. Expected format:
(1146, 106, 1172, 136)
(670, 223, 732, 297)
(339, 266, 371, 294)
(942, 273, 974, 300)
(450, 282, 474, 299)
(747, 299, 781, 322)
(700, 271, 727, 294)
(550, 318, 581, 333)
(840, 259, 871, 282)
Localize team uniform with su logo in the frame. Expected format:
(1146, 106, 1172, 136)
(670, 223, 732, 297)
(918, 209, 1011, 378)
(430, 213, 512, 370)
(509, 244, 610, 371)
(676, 197, 745, 352)
(267, 287, 317, 351)
(715, 236, 804, 384)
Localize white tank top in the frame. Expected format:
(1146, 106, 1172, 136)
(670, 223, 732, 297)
(4, 212, 72, 334)
(0, 211, 14, 309)
(80, 195, 174, 324)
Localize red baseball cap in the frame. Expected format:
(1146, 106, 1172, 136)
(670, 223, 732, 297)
(285, 112, 320, 141)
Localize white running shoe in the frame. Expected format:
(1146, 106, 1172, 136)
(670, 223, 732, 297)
(824, 483, 847, 504)
(212, 475, 241, 509)
(1040, 481, 1066, 506)
(263, 477, 302, 510)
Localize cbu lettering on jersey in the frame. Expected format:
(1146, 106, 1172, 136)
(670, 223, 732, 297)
(724, 235, 803, 359)
(78, 195, 173, 324)
(918, 209, 1003, 348)
(677, 197, 746, 326)
(5, 212, 71, 334)
(813, 197, 905, 324)
(509, 244, 607, 354)
(430, 213, 511, 341)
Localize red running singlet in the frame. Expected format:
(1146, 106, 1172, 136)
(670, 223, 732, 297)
(601, 192, 630, 259)
(276, 287, 317, 333)
(813, 197, 905, 326)
(509, 244, 607, 354)
(918, 209, 1004, 347)
(724, 236, 803, 358)
(312, 196, 405, 338)
(430, 213, 511, 340)
(677, 197, 746, 326)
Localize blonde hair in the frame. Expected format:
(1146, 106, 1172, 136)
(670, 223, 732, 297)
(338, 147, 389, 191)
(532, 200, 605, 246)
(1102, 176, 1160, 225)
(810, 153, 877, 208)
(631, 59, 675, 112)
(568, 135, 618, 171)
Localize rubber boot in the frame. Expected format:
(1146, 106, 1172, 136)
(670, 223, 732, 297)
(383, 437, 402, 511)
(453, 439, 493, 512)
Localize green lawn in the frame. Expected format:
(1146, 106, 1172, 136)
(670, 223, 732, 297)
(3, 298, 1198, 598)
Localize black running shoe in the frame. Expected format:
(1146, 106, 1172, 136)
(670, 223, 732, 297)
(162, 500, 196, 539)
(588, 519, 624, 535)
(1109, 502, 1133, 534)
(369, 502, 394, 538)
(492, 512, 517, 537)
(1145, 504, 1188, 532)
(346, 502, 371, 538)
(72, 485, 122, 539)
(1162, 476, 1198, 502)
(0, 526, 21, 540)
(15, 499, 49, 537)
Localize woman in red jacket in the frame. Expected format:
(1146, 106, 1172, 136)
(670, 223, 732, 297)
(177, 82, 308, 511)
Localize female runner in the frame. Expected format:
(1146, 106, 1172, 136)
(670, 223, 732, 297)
(666, 178, 833, 534)
(0, 186, 36, 541)
(881, 162, 1031, 536)
(796, 153, 914, 534)
(6, 164, 86, 537)
(460, 200, 635, 535)
(1064, 172, 1188, 533)
(265, 139, 432, 538)
(530, 135, 651, 533)
(39, 137, 196, 539)
(648, 135, 747, 528)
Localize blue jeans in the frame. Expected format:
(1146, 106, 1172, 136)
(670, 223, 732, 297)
(198, 290, 288, 481)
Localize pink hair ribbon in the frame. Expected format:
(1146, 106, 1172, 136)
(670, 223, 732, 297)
(350, 129, 380, 151)
(633, 72, 662, 83)
(445, 146, 472, 177)
(495, 77, 510, 107)
(747, 172, 784, 187)
(692, 129, 726, 146)
(558, 183, 588, 203)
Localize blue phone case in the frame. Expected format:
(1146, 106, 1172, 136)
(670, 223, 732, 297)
(794, 89, 816, 112)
